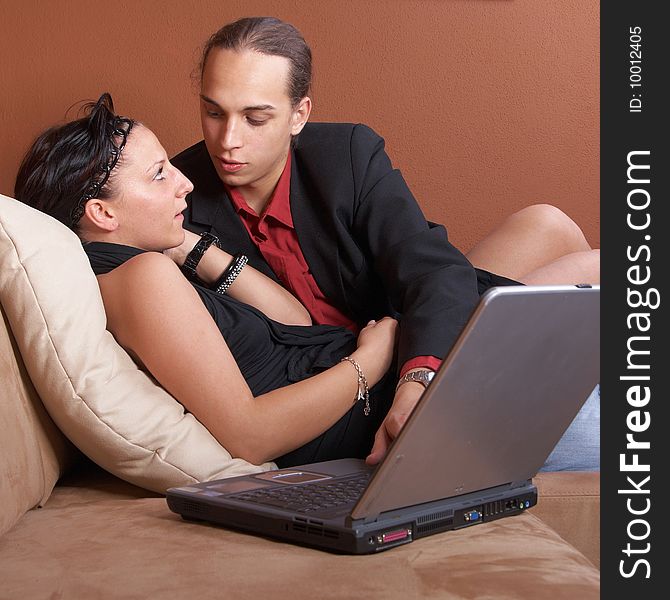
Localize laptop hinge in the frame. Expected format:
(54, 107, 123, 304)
(345, 480, 535, 527)
(345, 512, 379, 527)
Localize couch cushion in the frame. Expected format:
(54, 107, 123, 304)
(0, 495, 599, 599)
(0, 194, 274, 497)
(43, 465, 601, 568)
(533, 471, 600, 568)
(0, 305, 77, 537)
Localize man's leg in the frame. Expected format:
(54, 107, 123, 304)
(540, 384, 600, 471)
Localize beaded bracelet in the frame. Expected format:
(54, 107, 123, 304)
(340, 356, 371, 416)
(212, 253, 249, 295)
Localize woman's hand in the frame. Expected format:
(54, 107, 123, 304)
(351, 317, 398, 387)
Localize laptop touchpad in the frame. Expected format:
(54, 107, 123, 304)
(254, 471, 332, 484)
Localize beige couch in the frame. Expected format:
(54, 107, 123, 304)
(0, 195, 600, 598)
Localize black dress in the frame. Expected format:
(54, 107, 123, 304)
(83, 242, 395, 467)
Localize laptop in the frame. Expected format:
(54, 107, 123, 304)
(166, 284, 600, 554)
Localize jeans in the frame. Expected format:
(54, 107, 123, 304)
(540, 384, 600, 472)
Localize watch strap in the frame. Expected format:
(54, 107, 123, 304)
(181, 232, 219, 279)
(396, 370, 436, 390)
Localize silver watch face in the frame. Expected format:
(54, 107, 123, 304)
(417, 371, 435, 384)
(405, 370, 435, 387)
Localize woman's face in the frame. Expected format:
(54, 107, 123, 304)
(103, 125, 193, 251)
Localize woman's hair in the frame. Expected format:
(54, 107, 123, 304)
(14, 93, 134, 230)
(199, 16, 312, 107)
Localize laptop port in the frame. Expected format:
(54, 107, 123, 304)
(463, 510, 482, 523)
(379, 528, 412, 545)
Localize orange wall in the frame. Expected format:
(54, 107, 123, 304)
(0, 0, 599, 251)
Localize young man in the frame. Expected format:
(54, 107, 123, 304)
(172, 17, 600, 467)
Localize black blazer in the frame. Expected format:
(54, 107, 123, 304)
(172, 122, 481, 367)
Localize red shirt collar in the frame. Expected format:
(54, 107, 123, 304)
(225, 153, 294, 229)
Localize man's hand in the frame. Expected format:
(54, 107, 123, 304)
(163, 229, 201, 266)
(366, 380, 424, 465)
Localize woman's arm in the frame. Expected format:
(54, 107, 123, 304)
(164, 229, 312, 326)
(98, 252, 396, 465)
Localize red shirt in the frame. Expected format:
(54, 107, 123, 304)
(225, 153, 441, 377)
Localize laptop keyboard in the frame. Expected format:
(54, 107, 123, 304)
(228, 472, 371, 513)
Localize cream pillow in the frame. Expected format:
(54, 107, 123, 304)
(0, 194, 275, 493)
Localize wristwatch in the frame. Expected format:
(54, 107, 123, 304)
(181, 232, 220, 279)
(396, 370, 436, 391)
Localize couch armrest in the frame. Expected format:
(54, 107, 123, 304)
(533, 471, 600, 567)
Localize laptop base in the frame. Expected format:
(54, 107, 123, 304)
(167, 478, 537, 554)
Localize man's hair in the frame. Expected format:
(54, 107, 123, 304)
(200, 16, 312, 106)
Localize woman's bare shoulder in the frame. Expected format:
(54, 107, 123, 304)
(97, 251, 195, 308)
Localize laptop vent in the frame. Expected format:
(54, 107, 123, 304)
(291, 522, 340, 539)
(417, 510, 452, 524)
(416, 517, 454, 535)
(180, 500, 211, 517)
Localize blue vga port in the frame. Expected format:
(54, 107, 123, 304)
(464, 510, 482, 523)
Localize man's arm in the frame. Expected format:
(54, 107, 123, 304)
(350, 124, 480, 366)
(348, 125, 480, 463)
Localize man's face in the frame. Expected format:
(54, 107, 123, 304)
(199, 48, 310, 202)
